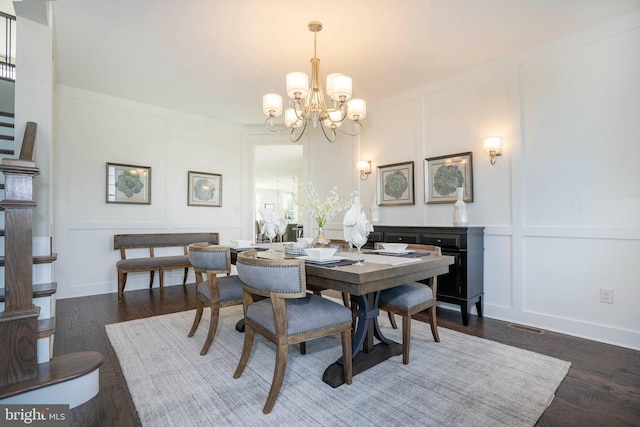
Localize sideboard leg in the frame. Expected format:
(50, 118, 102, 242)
(461, 304, 470, 326)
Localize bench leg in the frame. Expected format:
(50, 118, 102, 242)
(149, 270, 155, 288)
(118, 271, 127, 299)
(183, 267, 189, 287)
(159, 268, 165, 296)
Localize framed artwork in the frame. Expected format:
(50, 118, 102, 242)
(264, 203, 275, 211)
(188, 171, 222, 207)
(424, 152, 473, 204)
(376, 161, 415, 206)
(106, 162, 151, 204)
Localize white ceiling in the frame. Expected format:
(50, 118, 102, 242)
(51, 0, 640, 128)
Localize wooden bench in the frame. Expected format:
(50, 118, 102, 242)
(114, 232, 219, 298)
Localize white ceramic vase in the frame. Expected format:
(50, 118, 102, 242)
(453, 187, 469, 227)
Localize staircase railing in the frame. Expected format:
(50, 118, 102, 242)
(1, 11, 16, 81)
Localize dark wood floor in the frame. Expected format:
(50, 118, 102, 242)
(54, 284, 640, 426)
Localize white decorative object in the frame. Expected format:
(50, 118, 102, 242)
(370, 194, 380, 225)
(295, 182, 353, 246)
(343, 195, 374, 265)
(258, 207, 287, 244)
(453, 187, 469, 227)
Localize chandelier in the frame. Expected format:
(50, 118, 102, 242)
(262, 21, 366, 143)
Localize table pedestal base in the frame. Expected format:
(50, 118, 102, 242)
(322, 341, 402, 388)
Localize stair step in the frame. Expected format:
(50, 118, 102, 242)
(0, 149, 14, 155)
(37, 317, 55, 339)
(0, 112, 14, 119)
(0, 254, 58, 267)
(0, 135, 13, 141)
(0, 122, 13, 128)
(0, 351, 104, 400)
(0, 283, 57, 303)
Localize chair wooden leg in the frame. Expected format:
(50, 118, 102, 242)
(341, 329, 352, 385)
(233, 327, 255, 379)
(118, 271, 127, 299)
(299, 342, 306, 355)
(388, 311, 398, 329)
(200, 304, 220, 355)
(428, 306, 440, 342)
(402, 314, 412, 365)
(341, 292, 350, 308)
(263, 343, 289, 414)
(188, 299, 204, 337)
(159, 268, 165, 296)
(183, 267, 189, 286)
(149, 270, 154, 288)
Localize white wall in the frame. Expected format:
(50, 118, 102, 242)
(358, 12, 640, 349)
(14, 14, 53, 240)
(53, 85, 250, 298)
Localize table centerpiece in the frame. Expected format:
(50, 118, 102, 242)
(295, 182, 354, 246)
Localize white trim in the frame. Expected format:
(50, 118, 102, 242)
(0, 369, 100, 409)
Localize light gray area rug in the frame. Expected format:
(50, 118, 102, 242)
(106, 306, 570, 426)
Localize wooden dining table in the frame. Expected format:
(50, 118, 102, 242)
(232, 245, 454, 387)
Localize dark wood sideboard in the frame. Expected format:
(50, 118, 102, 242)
(366, 226, 484, 326)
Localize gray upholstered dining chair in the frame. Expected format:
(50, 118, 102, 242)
(374, 243, 442, 364)
(233, 250, 353, 414)
(187, 243, 243, 355)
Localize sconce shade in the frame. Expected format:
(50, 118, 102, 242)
(483, 136, 502, 153)
(357, 160, 370, 171)
(483, 136, 502, 165)
(357, 160, 371, 180)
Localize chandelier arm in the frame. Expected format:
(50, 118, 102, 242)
(320, 121, 337, 143)
(333, 121, 363, 137)
(325, 101, 348, 127)
(264, 117, 292, 133)
(290, 119, 308, 143)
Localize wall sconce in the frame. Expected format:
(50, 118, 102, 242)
(357, 160, 371, 180)
(483, 136, 502, 165)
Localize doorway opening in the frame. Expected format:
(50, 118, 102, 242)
(254, 145, 303, 242)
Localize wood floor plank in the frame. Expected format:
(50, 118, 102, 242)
(53, 285, 639, 427)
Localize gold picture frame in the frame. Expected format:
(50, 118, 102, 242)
(376, 161, 415, 206)
(188, 171, 222, 207)
(106, 162, 151, 205)
(424, 152, 473, 204)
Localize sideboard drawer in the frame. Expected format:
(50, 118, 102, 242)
(384, 232, 420, 243)
(421, 234, 460, 249)
(368, 231, 384, 242)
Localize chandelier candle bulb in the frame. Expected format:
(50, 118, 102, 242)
(263, 93, 283, 116)
(286, 72, 309, 98)
(285, 108, 301, 128)
(347, 98, 367, 120)
(330, 75, 353, 101)
(326, 73, 342, 97)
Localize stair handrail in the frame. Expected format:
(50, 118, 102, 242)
(0, 11, 16, 81)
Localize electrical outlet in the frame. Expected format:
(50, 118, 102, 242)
(600, 288, 613, 304)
